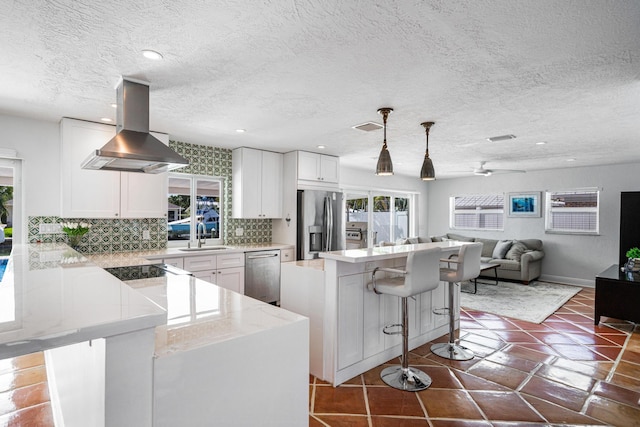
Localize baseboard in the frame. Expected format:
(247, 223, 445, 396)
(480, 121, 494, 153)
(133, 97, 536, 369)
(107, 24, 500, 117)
(539, 274, 594, 288)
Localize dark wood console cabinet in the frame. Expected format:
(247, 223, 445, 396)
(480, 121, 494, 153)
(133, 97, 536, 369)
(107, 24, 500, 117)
(594, 264, 640, 325)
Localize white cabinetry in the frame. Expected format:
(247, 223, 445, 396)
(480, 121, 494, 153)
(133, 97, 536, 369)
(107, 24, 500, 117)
(232, 147, 283, 218)
(182, 252, 245, 294)
(297, 151, 339, 186)
(60, 118, 167, 218)
(337, 274, 364, 370)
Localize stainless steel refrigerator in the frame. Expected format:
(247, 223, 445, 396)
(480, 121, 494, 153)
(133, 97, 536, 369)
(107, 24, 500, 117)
(296, 190, 345, 260)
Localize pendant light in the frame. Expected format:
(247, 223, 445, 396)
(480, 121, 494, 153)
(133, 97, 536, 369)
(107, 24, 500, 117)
(376, 108, 394, 176)
(420, 121, 436, 181)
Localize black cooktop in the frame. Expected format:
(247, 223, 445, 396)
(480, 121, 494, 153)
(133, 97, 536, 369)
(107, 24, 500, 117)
(105, 264, 191, 281)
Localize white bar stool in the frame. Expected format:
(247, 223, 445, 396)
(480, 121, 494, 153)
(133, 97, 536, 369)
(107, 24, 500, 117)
(431, 242, 482, 361)
(370, 247, 442, 391)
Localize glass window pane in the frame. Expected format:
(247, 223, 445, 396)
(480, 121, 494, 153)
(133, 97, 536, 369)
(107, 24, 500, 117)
(546, 190, 599, 233)
(346, 196, 368, 222)
(451, 194, 504, 231)
(395, 197, 409, 240)
(196, 179, 220, 239)
(167, 177, 191, 241)
(372, 196, 391, 243)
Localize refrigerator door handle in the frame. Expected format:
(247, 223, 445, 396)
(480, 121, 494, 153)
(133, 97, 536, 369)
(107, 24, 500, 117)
(324, 196, 333, 252)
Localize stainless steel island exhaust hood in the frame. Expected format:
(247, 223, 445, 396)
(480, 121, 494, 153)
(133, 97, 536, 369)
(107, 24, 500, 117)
(81, 77, 189, 174)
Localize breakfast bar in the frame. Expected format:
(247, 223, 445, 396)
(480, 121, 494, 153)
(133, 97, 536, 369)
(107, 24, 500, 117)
(282, 240, 468, 386)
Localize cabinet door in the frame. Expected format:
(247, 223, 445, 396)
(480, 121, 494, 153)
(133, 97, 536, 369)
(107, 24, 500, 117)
(363, 281, 385, 358)
(120, 132, 168, 218)
(216, 267, 245, 294)
(297, 151, 320, 181)
(337, 274, 364, 370)
(260, 150, 283, 218)
(61, 118, 120, 218)
(232, 148, 262, 218)
(193, 270, 216, 283)
(320, 155, 339, 183)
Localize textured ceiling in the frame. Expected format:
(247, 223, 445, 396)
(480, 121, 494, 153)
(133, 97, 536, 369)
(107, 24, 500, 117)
(1, 0, 639, 178)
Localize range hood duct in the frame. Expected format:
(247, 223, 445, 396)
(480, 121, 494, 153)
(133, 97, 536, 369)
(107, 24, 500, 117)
(81, 78, 189, 174)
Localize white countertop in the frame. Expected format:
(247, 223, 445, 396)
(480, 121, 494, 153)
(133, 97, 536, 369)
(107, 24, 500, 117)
(319, 240, 470, 263)
(0, 244, 167, 359)
(88, 243, 294, 268)
(126, 274, 307, 357)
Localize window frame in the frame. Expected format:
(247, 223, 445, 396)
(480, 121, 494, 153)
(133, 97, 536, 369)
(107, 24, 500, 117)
(544, 188, 600, 235)
(167, 173, 224, 247)
(449, 193, 505, 231)
(345, 189, 417, 247)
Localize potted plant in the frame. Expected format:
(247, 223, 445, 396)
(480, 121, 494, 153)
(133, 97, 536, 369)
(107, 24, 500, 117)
(625, 247, 640, 272)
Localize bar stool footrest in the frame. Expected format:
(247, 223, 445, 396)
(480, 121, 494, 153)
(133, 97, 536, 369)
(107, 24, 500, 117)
(432, 307, 450, 316)
(382, 323, 402, 335)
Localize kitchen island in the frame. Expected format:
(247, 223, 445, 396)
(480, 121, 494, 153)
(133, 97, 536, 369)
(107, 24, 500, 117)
(0, 244, 308, 427)
(282, 241, 468, 386)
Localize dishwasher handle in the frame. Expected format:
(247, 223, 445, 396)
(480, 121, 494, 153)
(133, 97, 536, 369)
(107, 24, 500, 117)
(246, 253, 279, 259)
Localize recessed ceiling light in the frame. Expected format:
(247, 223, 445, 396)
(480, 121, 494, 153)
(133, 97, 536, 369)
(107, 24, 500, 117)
(100, 117, 113, 122)
(236, 129, 246, 133)
(142, 50, 163, 60)
(536, 141, 547, 145)
(566, 158, 576, 162)
(486, 134, 517, 142)
(110, 103, 117, 108)
(317, 145, 325, 149)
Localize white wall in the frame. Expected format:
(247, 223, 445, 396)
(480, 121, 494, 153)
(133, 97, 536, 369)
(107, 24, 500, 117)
(0, 114, 61, 217)
(427, 163, 640, 285)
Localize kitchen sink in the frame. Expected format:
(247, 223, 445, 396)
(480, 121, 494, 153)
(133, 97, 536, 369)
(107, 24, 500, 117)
(179, 246, 233, 252)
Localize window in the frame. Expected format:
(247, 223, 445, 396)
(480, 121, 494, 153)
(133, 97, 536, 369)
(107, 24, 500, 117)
(450, 194, 504, 231)
(346, 191, 415, 246)
(545, 189, 599, 234)
(167, 174, 223, 244)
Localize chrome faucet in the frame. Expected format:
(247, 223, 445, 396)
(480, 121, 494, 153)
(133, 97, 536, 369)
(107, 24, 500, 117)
(197, 222, 206, 248)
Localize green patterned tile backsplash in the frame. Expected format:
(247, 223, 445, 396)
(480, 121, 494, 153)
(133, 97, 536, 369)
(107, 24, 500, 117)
(28, 216, 167, 253)
(29, 141, 272, 253)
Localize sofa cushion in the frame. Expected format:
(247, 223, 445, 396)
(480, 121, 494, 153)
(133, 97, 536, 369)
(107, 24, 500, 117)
(475, 238, 498, 258)
(518, 239, 543, 251)
(505, 241, 529, 262)
(407, 237, 422, 244)
(492, 240, 513, 259)
(447, 233, 475, 242)
(491, 259, 521, 271)
(430, 235, 445, 242)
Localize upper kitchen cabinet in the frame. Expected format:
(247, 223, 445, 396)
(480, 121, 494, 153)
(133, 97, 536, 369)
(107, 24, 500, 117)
(232, 147, 283, 218)
(297, 151, 339, 188)
(60, 118, 168, 218)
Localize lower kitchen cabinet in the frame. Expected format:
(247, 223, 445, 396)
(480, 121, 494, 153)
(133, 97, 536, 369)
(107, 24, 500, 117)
(180, 253, 245, 294)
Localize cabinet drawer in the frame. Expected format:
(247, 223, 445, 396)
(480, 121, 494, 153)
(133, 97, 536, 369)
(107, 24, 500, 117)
(162, 257, 184, 269)
(281, 248, 294, 263)
(184, 255, 217, 272)
(217, 252, 245, 268)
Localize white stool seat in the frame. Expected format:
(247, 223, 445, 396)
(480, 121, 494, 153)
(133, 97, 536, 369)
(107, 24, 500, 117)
(371, 247, 442, 391)
(431, 242, 482, 361)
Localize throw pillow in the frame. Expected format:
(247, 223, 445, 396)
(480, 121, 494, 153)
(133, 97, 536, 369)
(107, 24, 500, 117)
(492, 240, 513, 259)
(407, 237, 421, 244)
(505, 241, 529, 262)
(431, 235, 444, 242)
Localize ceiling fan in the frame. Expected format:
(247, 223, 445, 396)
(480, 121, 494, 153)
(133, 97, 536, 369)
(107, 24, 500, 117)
(471, 161, 526, 176)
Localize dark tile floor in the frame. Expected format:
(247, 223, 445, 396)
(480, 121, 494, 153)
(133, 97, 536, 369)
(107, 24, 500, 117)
(310, 287, 640, 426)
(1, 287, 638, 426)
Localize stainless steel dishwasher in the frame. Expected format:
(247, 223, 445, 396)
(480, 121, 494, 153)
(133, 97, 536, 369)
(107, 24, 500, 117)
(244, 250, 281, 304)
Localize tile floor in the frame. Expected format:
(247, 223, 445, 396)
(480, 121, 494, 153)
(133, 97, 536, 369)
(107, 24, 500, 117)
(0, 287, 638, 426)
(310, 287, 640, 426)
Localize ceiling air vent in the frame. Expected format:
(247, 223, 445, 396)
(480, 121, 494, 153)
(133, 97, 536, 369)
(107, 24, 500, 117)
(352, 121, 383, 132)
(486, 134, 517, 142)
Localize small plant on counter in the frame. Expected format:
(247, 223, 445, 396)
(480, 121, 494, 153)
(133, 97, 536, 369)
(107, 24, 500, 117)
(61, 221, 91, 248)
(626, 247, 640, 259)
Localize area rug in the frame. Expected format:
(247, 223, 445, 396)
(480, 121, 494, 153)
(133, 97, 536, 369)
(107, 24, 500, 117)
(459, 280, 581, 324)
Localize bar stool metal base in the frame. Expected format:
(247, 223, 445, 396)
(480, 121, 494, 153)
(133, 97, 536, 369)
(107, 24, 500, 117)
(430, 342, 474, 361)
(380, 366, 432, 391)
